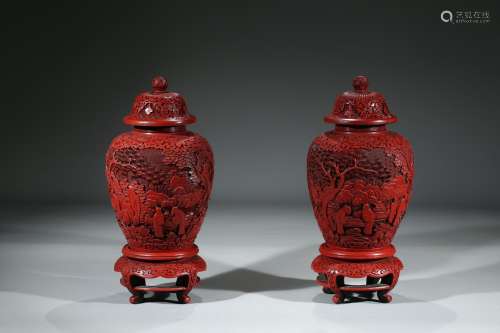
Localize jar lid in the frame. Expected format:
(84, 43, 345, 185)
(123, 76, 196, 126)
(324, 76, 397, 126)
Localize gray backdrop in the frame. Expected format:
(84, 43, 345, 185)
(1, 1, 499, 209)
(1, 3, 500, 331)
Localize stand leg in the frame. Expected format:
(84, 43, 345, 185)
(129, 293, 143, 304)
(327, 275, 345, 304)
(377, 273, 394, 303)
(175, 274, 197, 304)
(127, 275, 145, 304)
(332, 294, 345, 304)
(377, 291, 393, 303)
(318, 273, 334, 294)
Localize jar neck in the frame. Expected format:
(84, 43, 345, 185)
(334, 125, 387, 133)
(133, 125, 187, 133)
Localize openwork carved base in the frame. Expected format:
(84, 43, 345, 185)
(114, 255, 206, 304)
(312, 255, 402, 304)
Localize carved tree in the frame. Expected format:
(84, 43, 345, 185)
(313, 155, 377, 225)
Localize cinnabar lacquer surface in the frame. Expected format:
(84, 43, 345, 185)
(105, 76, 213, 304)
(308, 76, 414, 303)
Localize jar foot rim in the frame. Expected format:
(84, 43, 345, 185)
(319, 243, 396, 260)
(122, 244, 199, 261)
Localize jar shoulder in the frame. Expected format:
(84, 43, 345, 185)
(309, 130, 413, 154)
(108, 130, 213, 153)
(106, 130, 213, 170)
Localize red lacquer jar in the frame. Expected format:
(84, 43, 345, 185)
(105, 76, 214, 304)
(307, 76, 414, 303)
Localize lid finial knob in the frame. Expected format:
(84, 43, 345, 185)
(353, 75, 369, 93)
(152, 76, 168, 93)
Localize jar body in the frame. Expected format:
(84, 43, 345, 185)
(105, 128, 214, 253)
(307, 127, 413, 253)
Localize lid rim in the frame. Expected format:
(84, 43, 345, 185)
(324, 114, 398, 126)
(123, 115, 197, 127)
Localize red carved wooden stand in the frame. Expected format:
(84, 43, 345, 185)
(106, 76, 214, 304)
(114, 255, 206, 304)
(312, 255, 402, 304)
(307, 76, 414, 304)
